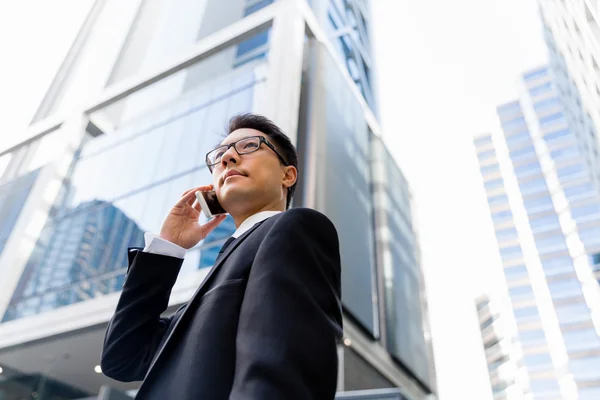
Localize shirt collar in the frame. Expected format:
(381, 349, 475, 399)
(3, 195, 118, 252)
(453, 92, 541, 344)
(232, 210, 282, 238)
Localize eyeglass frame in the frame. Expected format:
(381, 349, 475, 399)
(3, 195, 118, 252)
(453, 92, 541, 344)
(205, 135, 289, 173)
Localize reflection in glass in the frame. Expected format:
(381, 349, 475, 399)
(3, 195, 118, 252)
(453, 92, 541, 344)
(4, 68, 261, 321)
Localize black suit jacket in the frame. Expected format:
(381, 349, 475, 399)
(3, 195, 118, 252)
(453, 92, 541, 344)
(101, 208, 343, 399)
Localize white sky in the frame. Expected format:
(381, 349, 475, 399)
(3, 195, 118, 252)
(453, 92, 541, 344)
(371, 0, 547, 398)
(0, 0, 548, 399)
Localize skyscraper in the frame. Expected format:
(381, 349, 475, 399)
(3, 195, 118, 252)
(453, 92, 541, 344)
(538, 0, 600, 180)
(0, 0, 435, 398)
(474, 66, 600, 399)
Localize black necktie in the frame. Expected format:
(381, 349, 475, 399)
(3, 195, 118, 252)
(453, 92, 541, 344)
(218, 237, 235, 256)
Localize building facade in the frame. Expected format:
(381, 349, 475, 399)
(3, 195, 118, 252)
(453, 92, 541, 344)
(0, 0, 435, 399)
(538, 0, 600, 181)
(474, 66, 600, 399)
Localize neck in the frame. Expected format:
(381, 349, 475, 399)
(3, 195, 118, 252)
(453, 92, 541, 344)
(231, 201, 285, 228)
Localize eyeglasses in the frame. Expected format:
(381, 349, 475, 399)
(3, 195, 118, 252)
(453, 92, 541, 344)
(205, 136, 289, 172)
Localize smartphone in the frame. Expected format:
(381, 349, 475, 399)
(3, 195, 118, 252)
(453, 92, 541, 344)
(195, 190, 227, 218)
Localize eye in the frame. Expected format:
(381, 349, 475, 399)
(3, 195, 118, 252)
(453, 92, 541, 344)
(242, 140, 259, 150)
(213, 149, 226, 160)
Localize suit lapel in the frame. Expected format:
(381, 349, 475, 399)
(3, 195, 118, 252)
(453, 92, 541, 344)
(144, 220, 267, 377)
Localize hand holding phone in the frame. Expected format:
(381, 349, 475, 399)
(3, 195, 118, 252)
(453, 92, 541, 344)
(158, 186, 226, 249)
(195, 190, 227, 219)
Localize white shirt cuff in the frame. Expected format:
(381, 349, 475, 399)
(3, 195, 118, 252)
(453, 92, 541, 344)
(143, 232, 187, 259)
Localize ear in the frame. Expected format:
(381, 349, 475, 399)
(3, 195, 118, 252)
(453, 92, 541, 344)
(282, 165, 297, 189)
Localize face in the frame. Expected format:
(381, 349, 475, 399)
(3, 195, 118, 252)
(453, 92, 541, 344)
(211, 128, 296, 214)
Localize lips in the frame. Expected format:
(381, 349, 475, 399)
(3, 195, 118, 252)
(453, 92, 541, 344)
(223, 169, 245, 183)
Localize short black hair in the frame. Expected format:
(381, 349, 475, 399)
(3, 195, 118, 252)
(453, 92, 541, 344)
(227, 113, 298, 209)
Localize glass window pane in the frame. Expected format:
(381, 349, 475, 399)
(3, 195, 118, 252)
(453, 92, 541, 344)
(474, 136, 492, 147)
(519, 329, 546, 345)
(555, 303, 591, 326)
(579, 386, 600, 400)
(563, 328, 600, 352)
(500, 245, 523, 261)
(541, 256, 574, 276)
(547, 279, 582, 300)
(492, 209, 513, 224)
(509, 284, 534, 300)
(514, 306, 540, 323)
(524, 353, 553, 371)
(481, 164, 500, 175)
(504, 264, 528, 280)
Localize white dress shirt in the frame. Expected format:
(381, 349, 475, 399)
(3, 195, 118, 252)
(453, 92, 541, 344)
(143, 210, 282, 259)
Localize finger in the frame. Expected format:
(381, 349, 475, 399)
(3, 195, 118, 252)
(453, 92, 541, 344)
(180, 184, 213, 198)
(175, 189, 198, 207)
(180, 187, 197, 197)
(186, 194, 196, 207)
(195, 184, 214, 192)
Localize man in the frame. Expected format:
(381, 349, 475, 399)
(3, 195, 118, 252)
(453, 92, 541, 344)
(101, 113, 343, 399)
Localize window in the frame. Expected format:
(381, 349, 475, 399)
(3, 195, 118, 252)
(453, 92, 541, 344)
(488, 194, 508, 206)
(534, 97, 561, 112)
(544, 128, 572, 141)
(504, 264, 528, 279)
(541, 256, 574, 276)
(539, 112, 565, 126)
(514, 306, 540, 323)
(480, 316, 494, 330)
(514, 161, 542, 177)
(502, 116, 526, 129)
(519, 329, 546, 345)
(589, 253, 600, 272)
(523, 353, 553, 371)
(529, 378, 560, 395)
(557, 163, 586, 180)
(505, 131, 531, 147)
(519, 178, 548, 196)
(481, 164, 500, 176)
(484, 178, 504, 191)
(510, 145, 535, 158)
(488, 356, 508, 372)
(491, 209, 513, 224)
(509, 284, 533, 299)
(500, 245, 523, 260)
(243, 0, 274, 15)
(474, 135, 492, 147)
(578, 227, 600, 247)
(535, 235, 567, 254)
(547, 279, 582, 300)
(555, 303, 591, 325)
(550, 146, 580, 160)
(497, 101, 521, 115)
(529, 214, 560, 232)
(524, 196, 554, 213)
(564, 182, 595, 199)
(524, 68, 548, 81)
(234, 29, 270, 67)
(529, 82, 553, 97)
(563, 328, 600, 352)
(579, 386, 600, 400)
(478, 149, 495, 161)
(496, 227, 518, 240)
(571, 203, 600, 221)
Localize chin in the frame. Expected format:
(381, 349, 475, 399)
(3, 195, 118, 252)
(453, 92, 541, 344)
(219, 186, 252, 207)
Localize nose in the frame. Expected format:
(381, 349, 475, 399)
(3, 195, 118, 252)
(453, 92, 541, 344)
(220, 145, 239, 170)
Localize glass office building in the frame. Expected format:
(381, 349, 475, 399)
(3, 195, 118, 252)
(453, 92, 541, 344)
(0, 0, 435, 399)
(474, 66, 600, 399)
(538, 0, 600, 175)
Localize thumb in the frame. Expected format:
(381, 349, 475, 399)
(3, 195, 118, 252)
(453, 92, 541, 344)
(199, 214, 227, 238)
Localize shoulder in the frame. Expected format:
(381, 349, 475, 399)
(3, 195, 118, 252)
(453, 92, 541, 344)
(269, 208, 338, 244)
(276, 208, 336, 230)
